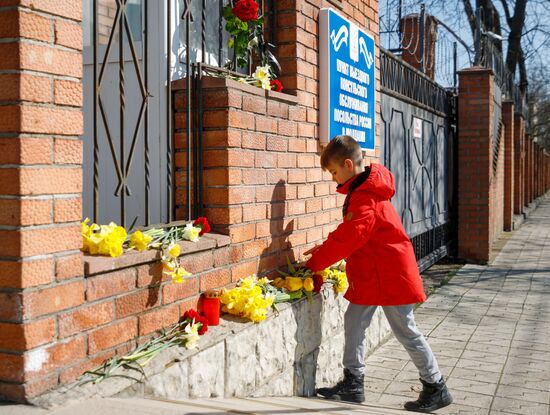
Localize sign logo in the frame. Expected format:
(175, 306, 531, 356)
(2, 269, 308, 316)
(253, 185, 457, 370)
(319, 9, 376, 151)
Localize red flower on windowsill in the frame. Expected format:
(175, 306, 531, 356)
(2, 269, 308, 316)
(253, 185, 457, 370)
(232, 0, 259, 22)
(192, 217, 211, 236)
(270, 79, 283, 92)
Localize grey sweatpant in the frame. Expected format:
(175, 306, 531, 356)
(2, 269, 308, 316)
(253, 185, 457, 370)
(343, 303, 442, 384)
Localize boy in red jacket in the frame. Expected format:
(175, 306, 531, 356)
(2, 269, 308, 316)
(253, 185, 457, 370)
(305, 136, 452, 412)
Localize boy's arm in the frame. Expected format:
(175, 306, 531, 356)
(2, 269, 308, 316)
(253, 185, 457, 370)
(306, 204, 376, 272)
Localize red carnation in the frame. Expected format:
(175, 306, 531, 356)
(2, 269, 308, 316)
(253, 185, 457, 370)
(270, 79, 283, 92)
(232, 0, 259, 22)
(313, 274, 324, 293)
(192, 217, 211, 236)
(183, 309, 208, 335)
(197, 316, 209, 335)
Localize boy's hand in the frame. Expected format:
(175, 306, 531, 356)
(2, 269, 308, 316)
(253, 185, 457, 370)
(303, 244, 321, 256)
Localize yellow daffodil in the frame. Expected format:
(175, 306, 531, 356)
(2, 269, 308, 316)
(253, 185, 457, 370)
(169, 266, 191, 284)
(167, 242, 181, 258)
(284, 276, 303, 292)
(130, 230, 152, 251)
(181, 224, 200, 242)
(303, 277, 314, 292)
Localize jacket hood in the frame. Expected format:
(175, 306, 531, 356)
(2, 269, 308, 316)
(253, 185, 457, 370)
(337, 163, 395, 200)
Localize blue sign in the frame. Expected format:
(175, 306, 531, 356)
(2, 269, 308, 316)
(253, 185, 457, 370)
(319, 9, 376, 151)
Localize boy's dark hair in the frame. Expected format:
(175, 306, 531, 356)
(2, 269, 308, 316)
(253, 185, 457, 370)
(320, 135, 363, 170)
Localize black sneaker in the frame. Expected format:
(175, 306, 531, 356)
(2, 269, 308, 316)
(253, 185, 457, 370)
(404, 378, 453, 413)
(316, 368, 365, 403)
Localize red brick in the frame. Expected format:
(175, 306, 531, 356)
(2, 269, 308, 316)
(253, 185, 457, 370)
(0, 225, 80, 257)
(136, 262, 167, 287)
(54, 19, 82, 50)
(0, 258, 54, 289)
(179, 251, 214, 274)
(242, 239, 268, 259)
(0, 318, 54, 351)
(162, 276, 199, 304)
(0, 74, 51, 103)
(11, 0, 82, 20)
(0, 372, 58, 402)
(0, 353, 24, 382)
(59, 349, 115, 384)
(55, 253, 82, 280)
(25, 335, 87, 381)
(115, 288, 161, 318)
(0, 10, 51, 42)
(22, 280, 84, 319)
(137, 304, 179, 336)
(229, 223, 256, 243)
(0, 43, 81, 78)
(54, 80, 83, 107)
(242, 204, 267, 221)
(231, 259, 258, 282)
(0, 138, 52, 165)
(199, 268, 231, 291)
(86, 268, 136, 301)
(53, 197, 81, 222)
(88, 318, 137, 354)
(0, 167, 82, 195)
(58, 301, 113, 338)
(228, 109, 255, 129)
(228, 186, 256, 204)
(0, 198, 52, 226)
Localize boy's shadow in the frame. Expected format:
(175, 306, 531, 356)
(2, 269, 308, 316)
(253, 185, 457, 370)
(258, 180, 295, 277)
(257, 180, 323, 397)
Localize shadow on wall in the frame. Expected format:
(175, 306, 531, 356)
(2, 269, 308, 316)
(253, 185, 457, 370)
(258, 180, 295, 278)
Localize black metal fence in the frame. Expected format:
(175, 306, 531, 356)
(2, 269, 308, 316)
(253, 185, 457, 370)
(380, 48, 457, 271)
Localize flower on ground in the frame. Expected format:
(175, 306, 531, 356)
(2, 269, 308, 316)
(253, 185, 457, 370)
(220, 275, 274, 322)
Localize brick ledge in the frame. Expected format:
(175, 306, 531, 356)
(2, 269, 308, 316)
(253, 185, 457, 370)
(83, 233, 231, 276)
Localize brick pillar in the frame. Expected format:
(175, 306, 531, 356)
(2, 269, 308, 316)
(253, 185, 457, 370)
(0, 2, 84, 402)
(513, 113, 524, 214)
(400, 14, 438, 79)
(523, 134, 531, 206)
(457, 68, 494, 263)
(502, 101, 514, 230)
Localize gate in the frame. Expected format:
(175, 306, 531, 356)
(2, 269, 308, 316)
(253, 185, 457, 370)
(380, 49, 457, 271)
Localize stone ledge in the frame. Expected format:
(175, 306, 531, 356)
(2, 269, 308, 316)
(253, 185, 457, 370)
(84, 234, 231, 276)
(30, 290, 391, 408)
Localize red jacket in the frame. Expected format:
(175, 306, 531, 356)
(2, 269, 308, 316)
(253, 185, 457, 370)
(306, 163, 426, 306)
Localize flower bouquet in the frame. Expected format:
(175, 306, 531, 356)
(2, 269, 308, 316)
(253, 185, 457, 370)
(272, 259, 348, 297)
(80, 309, 208, 384)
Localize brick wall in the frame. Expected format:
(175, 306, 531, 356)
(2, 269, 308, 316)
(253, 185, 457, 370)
(502, 101, 514, 231)
(513, 113, 524, 214)
(0, 0, 84, 401)
(457, 68, 494, 262)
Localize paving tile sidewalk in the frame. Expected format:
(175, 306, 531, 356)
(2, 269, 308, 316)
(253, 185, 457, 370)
(362, 195, 550, 414)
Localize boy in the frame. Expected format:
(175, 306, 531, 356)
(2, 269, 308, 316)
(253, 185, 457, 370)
(304, 135, 452, 412)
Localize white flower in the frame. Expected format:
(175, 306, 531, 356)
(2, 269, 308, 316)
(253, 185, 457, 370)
(181, 223, 200, 242)
(253, 65, 270, 82)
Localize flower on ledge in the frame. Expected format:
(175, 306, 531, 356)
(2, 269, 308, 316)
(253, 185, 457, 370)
(192, 216, 211, 236)
(270, 79, 283, 92)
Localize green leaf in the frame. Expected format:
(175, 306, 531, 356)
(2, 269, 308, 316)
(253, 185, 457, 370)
(286, 256, 295, 274)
